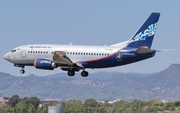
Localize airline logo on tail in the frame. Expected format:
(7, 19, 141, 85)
(128, 23, 158, 45)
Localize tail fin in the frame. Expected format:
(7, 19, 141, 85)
(127, 13, 160, 48)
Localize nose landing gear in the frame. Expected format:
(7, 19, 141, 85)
(14, 64, 25, 74)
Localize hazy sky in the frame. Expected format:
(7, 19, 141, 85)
(0, 1, 179, 76)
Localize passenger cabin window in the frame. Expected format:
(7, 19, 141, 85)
(58, 51, 110, 56)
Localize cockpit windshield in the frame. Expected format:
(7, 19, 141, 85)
(11, 49, 16, 52)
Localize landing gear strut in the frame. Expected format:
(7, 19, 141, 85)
(20, 69, 25, 74)
(67, 70, 75, 76)
(81, 71, 88, 77)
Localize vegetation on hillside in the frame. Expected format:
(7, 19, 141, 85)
(0, 64, 180, 101)
(1, 95, 180, 113)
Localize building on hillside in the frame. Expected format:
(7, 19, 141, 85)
(0, 97, 9, 105)
(39, 99, 61, 107)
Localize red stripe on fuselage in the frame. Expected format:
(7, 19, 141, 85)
(77, 47, 125, 63)
(15, 63, 34, 65)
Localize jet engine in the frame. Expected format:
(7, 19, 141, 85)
(34, 59, 57, 70)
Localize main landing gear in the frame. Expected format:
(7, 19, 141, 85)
(20, 69, 25, 74)
(67, 70, 75, 76)
(81, 70, 88, 77)
(67, 70, 89, 77)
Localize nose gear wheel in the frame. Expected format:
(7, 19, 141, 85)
(20, 69, 25, 74)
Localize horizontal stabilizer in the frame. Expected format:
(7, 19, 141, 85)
(136, 46, 152, 54)
(156, 49, 175, 52)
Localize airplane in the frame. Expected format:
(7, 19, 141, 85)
(4, 12, 161, 77)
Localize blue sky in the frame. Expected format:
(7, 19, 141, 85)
(0, 1, 179, 76)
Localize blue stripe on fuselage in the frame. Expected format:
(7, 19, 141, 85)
(81, 49, 156, 68)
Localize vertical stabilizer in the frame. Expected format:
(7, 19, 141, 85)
(127, 13, 160, 48)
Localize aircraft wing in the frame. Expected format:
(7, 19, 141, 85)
(53, 51, 84, 68)
(53, 51, 74, 65)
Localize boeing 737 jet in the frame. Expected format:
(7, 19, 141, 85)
(4, 13, 161, 77)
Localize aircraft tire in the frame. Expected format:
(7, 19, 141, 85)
(20, 69, 25, 74)
(81, 71, 88, 77)
(67, 71, 75, 76)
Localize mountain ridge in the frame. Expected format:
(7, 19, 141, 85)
(0, 64, 180, 101)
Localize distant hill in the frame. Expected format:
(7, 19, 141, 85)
(45, 71, 115, 80)
(0, 64, 180, 101)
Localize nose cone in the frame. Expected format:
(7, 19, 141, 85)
(3, 53, 10, 61)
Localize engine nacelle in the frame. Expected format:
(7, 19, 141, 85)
(34, 59, 56, 70)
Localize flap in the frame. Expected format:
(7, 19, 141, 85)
(53, 51, 73, 65)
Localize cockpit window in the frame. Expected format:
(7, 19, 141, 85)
(11, 49, 16, 52)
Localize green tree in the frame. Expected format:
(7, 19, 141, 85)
(174, 100, 180, 107)
(152, 102, 163, 106)
(84, 98, 97, 107)
(0, 103, 7, 107)
(39, 103, 57, 113)
(27, 104, 37, 113)
(15, 102, 27, 113)
(8, 94, 20, 107)
(19, 97, 30, 108)
(61, 100, 83, 112)
(28, 96, 40, 109)
(3, 106, 13, 113)
(164, 102, 175, 111)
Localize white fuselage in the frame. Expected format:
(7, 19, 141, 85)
(4, 44, 122, 67)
